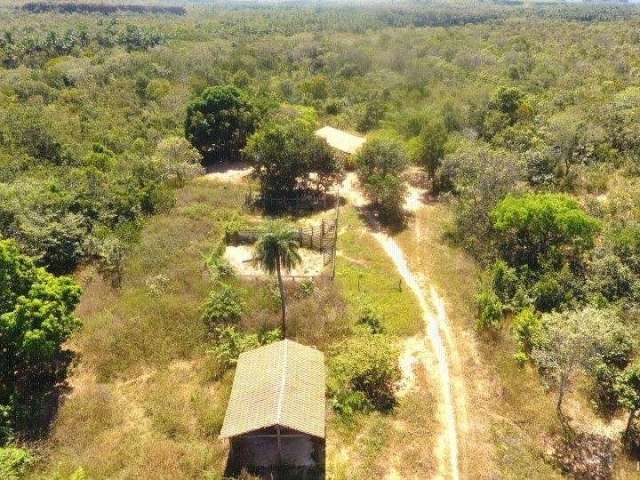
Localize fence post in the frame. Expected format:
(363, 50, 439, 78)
(331, 187, 340, 281)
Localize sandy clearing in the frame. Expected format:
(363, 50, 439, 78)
(397, 336, 426, 397)
(404, 185, 428, 212)
(224, 245, 325, 278)
(204, 163, 253, 184)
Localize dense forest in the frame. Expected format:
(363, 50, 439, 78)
(2, 1, 640, 479)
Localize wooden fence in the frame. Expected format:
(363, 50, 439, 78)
(227, 219, 337, 266)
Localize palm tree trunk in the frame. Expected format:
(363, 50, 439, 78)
(276, 260, 286, 338)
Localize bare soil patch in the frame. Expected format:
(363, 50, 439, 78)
(204, 162, 253, 184)
(224, 245, 325, 278)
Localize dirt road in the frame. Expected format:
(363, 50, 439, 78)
(340, 173, 463, 480)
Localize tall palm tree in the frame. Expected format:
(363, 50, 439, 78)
(252, 222, 302, 338)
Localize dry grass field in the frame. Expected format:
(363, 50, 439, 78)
(23, 178, 441, 480)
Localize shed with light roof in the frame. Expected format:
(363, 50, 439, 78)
(221, 339, 326, 478)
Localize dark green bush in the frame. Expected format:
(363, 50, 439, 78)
(489, 260, 520, 306)
(532, 266, 578, 312)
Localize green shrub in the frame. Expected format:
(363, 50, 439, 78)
(328, 334, 400, 414)
(0, 447, 33, 480)
(96, 236, 126, 288)
(532, 265, 578, 312)
(298, 279, 314, 298)
(489, 260, 520, 306)
(201, 285, 244, 331)
(586, 252, 636, 303)
(207, 326, 280, 379)
(610, 225, 640, 274)
(592, 361, 622, 414)
(588, 327, 635, 414)
(205, 243, 234, 280)
(513, 307, 543, 358)
(476, 288, 504, 329)
(357, 307, 385, 334)
(330, 390, 369, 417)
(625, 415, 640, 458)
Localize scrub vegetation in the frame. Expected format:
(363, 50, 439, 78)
(1, 1, 640, 479)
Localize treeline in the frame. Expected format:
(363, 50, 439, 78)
(21, 2, 186, 15)
(194, 2, 640, 39)
(0, 21, 164, 67)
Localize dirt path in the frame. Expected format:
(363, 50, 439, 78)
(340, 174, 463, 480)
(374, 233, 460, 480)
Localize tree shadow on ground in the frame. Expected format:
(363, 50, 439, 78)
(13, 349, 76, 442)
(248, 192, 343, 220)
(354, 203, 412, 235)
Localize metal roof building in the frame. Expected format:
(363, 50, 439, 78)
(221, 340, 326, 478)
(314, 126, 366, 155)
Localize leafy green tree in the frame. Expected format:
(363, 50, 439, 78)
(436, 143, 524, 259)
(184, 85, 257, 163)
(0, 240, 81, 443)
(355, 133, 408, 222)
(492, 193, 600, 271)
(18, 212, 87, 275)
(152, 136, 204, 187)
(252, 222, 302, 337)
(244, 118, 338, 205)
(411, 118, 448, 180)
(532, 307, 621, 425)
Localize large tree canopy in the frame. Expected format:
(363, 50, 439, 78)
(184, 85, 257, 163)
(355, 133, 408, 222)
(492, 193, 600, 270)
(411, 118, 448, 179)
(0, 240, 81, 443)
(244, 117, 339, 205)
